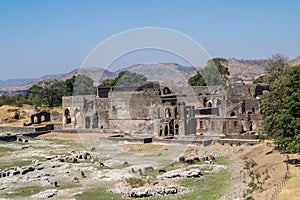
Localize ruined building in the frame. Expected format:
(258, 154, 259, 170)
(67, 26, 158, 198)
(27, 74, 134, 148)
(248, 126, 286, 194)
(62, 81, 269, 138)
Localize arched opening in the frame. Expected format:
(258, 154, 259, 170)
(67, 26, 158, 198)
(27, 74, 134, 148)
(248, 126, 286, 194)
(159, 125, 163, 136)
(64, 109, 71, 124)
(165, 108, 171, 118)
(249, 121, 253, 131)
(200, 121, 203, 129)
(175, 124, 179, 135)
(230, 112, 236, 117)
(242, 100, 246, 115)
(163, 87, 171, 95)
(207, 102, 213, 108)
(164, 125, 168, 136)
(85, 117, 91, 129)
(40, 115, 45, 122)
(234, 121, 238, 128)
(203, 97, 208, 107)
(14, 112, 20, 120)
(33, 116, 38, 124)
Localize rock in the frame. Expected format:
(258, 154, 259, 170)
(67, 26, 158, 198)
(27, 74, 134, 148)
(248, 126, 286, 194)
(31, 189, 58, 199)
(165, 187, 177, 195)
(129, 187, 153, 198)
(161, 168, 202, 179)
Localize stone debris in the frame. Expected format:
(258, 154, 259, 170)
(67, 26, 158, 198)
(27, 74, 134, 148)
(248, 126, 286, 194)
(31, 189, 58, 199)
(160, 168, 202, 179)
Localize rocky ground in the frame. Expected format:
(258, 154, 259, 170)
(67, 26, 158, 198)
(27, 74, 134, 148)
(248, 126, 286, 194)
(0, 132, 289, 199)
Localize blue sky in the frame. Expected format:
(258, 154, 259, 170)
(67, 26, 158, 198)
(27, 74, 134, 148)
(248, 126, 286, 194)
(0, 0, 300, 79)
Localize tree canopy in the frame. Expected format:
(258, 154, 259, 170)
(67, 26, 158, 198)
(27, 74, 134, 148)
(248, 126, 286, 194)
(72, 75, 95, 95)
(24, 75, 95, 107)
(99, 70, 147, 87)
(26, 80, 68, 107)
(188, 58, 229, 86)
(261, 64, 300, 153)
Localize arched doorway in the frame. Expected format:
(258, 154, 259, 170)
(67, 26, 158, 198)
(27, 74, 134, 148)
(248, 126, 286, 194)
(64, 109, 71, 124)
(164, 125, 168, 136)
(175, 124, 179, 135)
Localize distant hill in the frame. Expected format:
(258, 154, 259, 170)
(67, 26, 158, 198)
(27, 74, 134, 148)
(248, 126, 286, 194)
(0, 78, 37, 88)
(224, 58, 267, 80)
(121, 63, 196, 88)
(0, 67, 116, 92)
(2, 55, 300, 93)
(289, 55, 300, 66)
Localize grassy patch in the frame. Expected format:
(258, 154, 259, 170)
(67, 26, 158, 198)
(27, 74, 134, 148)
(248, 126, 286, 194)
(177, 168, 231, 200)
(0, 160, 32, 170)
(0, 186, 42, 198)
(45, 138, 74, 145)
(74, 188, 124, 200)
(12, 141, 30, 146)
(0, 146, 16, 157)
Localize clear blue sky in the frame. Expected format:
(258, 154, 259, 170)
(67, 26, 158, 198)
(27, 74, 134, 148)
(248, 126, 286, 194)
(0, 0, 299, 80)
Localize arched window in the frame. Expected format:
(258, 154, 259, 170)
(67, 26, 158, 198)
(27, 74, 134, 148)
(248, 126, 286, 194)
(230, 112, 236, 116)
(165, 108, 171, 118)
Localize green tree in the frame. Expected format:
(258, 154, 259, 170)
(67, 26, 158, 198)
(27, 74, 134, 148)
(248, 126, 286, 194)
(65, 75, 76, 96)
(261, 65, 300, 153)
(72, 75, 95, 95)
(264, 54, 288, 84)
(26, 80, 68, 107)
(98, 71, 147, 87)
(188, 58, 229, 86)
(98, 79, 115, 87)
(188, 71, 207, 86)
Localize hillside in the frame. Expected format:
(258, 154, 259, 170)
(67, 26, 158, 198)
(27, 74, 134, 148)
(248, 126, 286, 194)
(121, 63, 196, 88)
(224, 58, 267, 80)
(0, 78, 37, 88)
(0, 67, 116, 92)
(289, 55, 300, 66)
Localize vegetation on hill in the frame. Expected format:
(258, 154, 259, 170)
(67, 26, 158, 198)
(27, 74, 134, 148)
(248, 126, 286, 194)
(188, 58, 229, 86)
(264, 54, 289, 84)
(99, 70, 147, 87)
(0, 75, 95, 107)
(261, 64, 300, 153)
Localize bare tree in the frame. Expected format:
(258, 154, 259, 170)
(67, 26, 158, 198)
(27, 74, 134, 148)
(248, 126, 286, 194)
(264, 54, 289, 84)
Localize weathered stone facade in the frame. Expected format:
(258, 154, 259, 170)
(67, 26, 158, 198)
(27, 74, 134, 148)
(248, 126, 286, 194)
(62, 81, 268, 137)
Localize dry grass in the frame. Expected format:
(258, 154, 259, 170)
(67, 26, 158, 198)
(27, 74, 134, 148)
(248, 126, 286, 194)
(277, 154, 300, 200)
